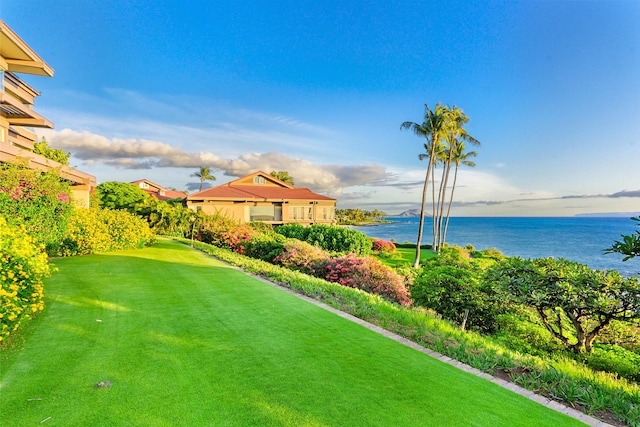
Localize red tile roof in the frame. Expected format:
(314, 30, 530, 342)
(190, 184, 334, 201)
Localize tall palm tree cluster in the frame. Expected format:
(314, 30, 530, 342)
(401, 103, 479, 267)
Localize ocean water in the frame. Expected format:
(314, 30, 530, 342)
(352, 217, 639, 276)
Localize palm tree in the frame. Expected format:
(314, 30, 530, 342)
(433, 107, 479, 251)
(192, 167, 216, 191)
(401, 103, 451, 267)
(441, 145, 477, 245)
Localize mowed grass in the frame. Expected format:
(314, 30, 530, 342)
(1, 240, 585, 426)
(377, 246, 437, 267)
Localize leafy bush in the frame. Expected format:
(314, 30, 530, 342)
(275, 223, 309, 241)
(372, 239, 396, 254)
(412, 265, 505, 333)
(0, 162, 72, 255)
(0, 217, 51, 342)
(33, 138, 70, 165)
(95, 181, 151, 212)
(492, 312, 565, 357)
(585, 344, 640, 382)
(59, 208, 155, 256)
(239, 233, 287, 262)
(277, 223, 371, 255)
(272, 240, 329, 274)
(315, 255, 410, 306)
(198, 213, 255, 253)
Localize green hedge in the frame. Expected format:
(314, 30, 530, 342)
(276, 223, 372, 255)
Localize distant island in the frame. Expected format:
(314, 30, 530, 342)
(389, 209, 424, 218)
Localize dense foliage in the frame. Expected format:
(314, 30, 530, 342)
(198, 213, 255, 252)
(0, 217, 51, 342)
(486, 257, 640, 353)
(316, 254, 410, 306)
(335, 208, 387, 224)
(58, 207, 155, 256)
(95, 181, 151, 212)
(276, 223, 371, 255)
(0, 162, 72, 255)
(32, 138, 71, 165)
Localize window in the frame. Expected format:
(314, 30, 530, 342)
(253, 176, 266, 184)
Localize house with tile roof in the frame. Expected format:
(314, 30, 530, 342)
(131, 179, 187, 201)
(186, 171, 336, 225)
(0, 20, 96, 207)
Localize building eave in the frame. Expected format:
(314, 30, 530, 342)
(0, 21, 54, 77)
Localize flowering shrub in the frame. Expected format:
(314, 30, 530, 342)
(272, 240, 330, 275)
(372, 240, 396, 254)
(0, 217, 51, 342)
(59, 207, 155, 256)
(316, 255, 411, 306)
(0, 162, 72, 255)
(198, 213, 255, 253)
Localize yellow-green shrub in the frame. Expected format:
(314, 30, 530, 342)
(59, 207, 155, 256)
(0, 216, 51, 342)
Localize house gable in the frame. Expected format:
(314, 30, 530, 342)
(227, 171, 294, 189)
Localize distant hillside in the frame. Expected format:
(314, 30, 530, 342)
(575, 212, 640, 218)
(390, 209, 427, 218)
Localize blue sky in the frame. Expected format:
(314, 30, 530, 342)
(3, 1, 639, 216)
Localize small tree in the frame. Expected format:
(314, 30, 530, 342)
(487, 257, 640, 353)
(269, 171, 294, 185)
(95, 182, 151, 212)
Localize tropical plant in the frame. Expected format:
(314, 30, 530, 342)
(269, 170, 294, 185)
(401, 104, 479, 261)
(32, 138, 71, 165)
(605, 216, 640, 262)
(0, 217, 51, 342)
(316, 254, 411, 306)
(0, 161, 73, 255)
(95, 181, 151, 212)
(401, 103, 451, 266)
(59, 207, 155, 256)
(192, 166, 216, 191)
(486, 257, 640, 353)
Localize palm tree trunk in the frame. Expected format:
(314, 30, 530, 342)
(442, 164, 459, 245)
(414, 158, 435, 268)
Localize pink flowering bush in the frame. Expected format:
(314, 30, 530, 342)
(198, 213, 255, 253)
(0, 162, 72, 255)
(272, 240, 329, 275)
(372, 239, 396, 254)
(316, 254, 411, 306)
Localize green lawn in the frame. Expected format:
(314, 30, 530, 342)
(0, 240, 585, 426)
(377, 246, 437, 267)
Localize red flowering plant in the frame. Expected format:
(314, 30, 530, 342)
(272, 240, 330, 275)
(316, 254, 411, 306)
(198, 213, 256, 253)
(372, 239, 396, 254)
